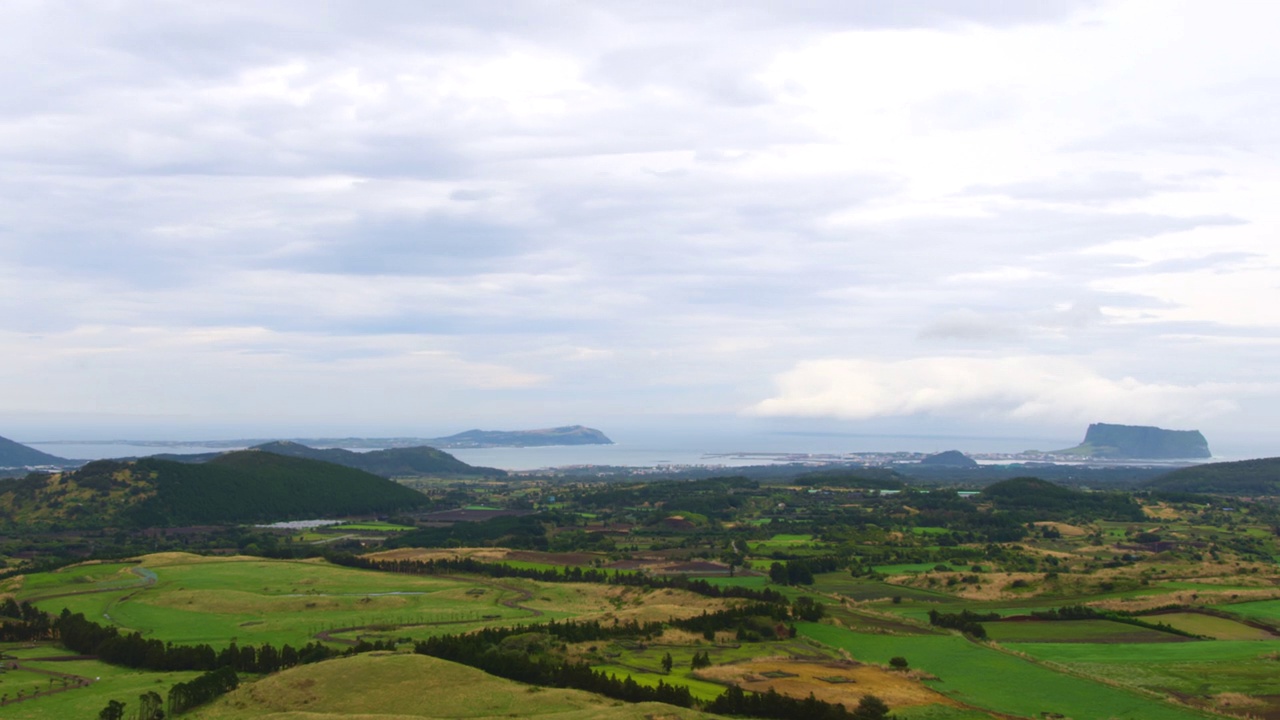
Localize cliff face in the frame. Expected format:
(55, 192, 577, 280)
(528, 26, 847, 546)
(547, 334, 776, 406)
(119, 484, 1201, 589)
(1066, 423, 1211, 459)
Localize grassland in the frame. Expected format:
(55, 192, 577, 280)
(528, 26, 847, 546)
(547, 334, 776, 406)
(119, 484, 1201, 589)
(186, 652, 724, 719)
(799, 622, 1215, 720)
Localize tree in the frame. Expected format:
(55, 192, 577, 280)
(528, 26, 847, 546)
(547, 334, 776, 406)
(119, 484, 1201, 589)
(661, 652, 673, 674)
(98, 699, 126, 720)
(889, 656, 908, 670)
(852, 693, 892, 720)
(138, 690, 164, 719)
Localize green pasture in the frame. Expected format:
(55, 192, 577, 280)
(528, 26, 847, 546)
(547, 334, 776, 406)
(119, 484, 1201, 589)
(0, 650, 201, 720)
(22, 557, 536, 648)
(983, 619, 1190, 644)
(593, 664, 727, 702)
(799, 623, 1213, 720)
(1009, 639, 1280, 699)
(15, 562, 146, 599)
(1224, 599, 1280, 623)
(1152, 612, 1275, 640)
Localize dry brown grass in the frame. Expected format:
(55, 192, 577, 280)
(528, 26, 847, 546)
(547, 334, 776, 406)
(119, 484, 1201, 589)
(1032, 521, 1089, 536)
(693, 658, 957, 710)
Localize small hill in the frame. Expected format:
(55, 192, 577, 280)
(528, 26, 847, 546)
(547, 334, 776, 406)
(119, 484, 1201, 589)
(0, 434, 71, 468)
(0, 451, 431, 528)
(980, 477, 1144, 521)
(1055, 423, 1210, 459)
(919, 450, 977, 467)
(188, 652, 716, 719)
(1144, 456, 1280, 496)
(249, 440, 504, 477)
(428, 425, 613, 448)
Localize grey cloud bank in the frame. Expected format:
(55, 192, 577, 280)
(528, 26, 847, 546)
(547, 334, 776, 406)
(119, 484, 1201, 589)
(2, 0, 1279, 457)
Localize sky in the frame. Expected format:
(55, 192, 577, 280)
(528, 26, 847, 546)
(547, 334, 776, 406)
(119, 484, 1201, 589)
(2, 1, 1278, 456)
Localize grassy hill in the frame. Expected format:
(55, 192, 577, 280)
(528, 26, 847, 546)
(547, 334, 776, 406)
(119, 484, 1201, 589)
(0, 451, 431, 528)
(187, 652, 720, 720)
(1144, 456, 1280, 496)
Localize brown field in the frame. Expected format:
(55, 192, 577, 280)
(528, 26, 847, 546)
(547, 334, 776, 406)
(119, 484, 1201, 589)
(1032, 521, 1089, 537)
(692, 657, 960, 711)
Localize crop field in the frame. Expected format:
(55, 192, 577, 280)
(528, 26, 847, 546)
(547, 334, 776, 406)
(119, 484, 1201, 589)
(1008, 640, 1280, 715)
(1150, 612, 1277, 640)
(798, 623, 1213, 720)
(1223, 598, 1280, 624)
(981, 619, 1191, 643)
(187, 652, 721, 719)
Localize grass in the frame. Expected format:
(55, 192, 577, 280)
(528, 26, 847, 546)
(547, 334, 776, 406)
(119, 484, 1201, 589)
(1009, 640, 1280, 703)
(23, 555, 531, 648)
(187, 652, 721, 719)
(0, 648, 202, 720)
(1223, 599, 1280, 623)
(1152, 613, 1275, 640)
(982, 619, 1191, 644)
(799, 622, 1214, 720)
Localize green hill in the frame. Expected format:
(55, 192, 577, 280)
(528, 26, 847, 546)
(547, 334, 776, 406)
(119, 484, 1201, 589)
(1143, 456, 1280, 496)
(980, 477, 1144, 521)
(1055, 423, 1210, 459)
(0, 451, 431, 528)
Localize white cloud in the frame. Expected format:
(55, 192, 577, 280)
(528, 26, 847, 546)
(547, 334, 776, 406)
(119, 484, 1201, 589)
(748, 356, 1240, 427)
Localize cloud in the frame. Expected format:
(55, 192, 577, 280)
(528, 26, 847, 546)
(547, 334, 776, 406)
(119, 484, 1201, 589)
(748, 356, 1239, 427)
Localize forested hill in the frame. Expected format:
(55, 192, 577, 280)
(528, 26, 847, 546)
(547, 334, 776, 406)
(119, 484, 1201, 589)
(0, 434, 71, 468)
(980, 477, 1144, 521)
(248, 441, 505, 477)
(0, 451, 431, 528)
(1143, 457, 1280, 496)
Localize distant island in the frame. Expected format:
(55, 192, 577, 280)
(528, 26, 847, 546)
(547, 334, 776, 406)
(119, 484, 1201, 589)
(919, 450, 978, 467)
(1053, 422, 1211, 460)
(426, 425, 613, 448)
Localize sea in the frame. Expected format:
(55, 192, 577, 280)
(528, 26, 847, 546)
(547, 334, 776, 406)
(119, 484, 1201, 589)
(24, 431, 1081, 471)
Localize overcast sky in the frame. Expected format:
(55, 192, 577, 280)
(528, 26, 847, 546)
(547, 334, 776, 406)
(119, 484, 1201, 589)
(2, 1, 1277, 455)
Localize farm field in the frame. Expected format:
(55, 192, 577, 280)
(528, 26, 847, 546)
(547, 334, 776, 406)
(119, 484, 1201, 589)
(798, 622, 1215, 720)
(981, 618, 1191, 643)
(1150, 611, 1277, 640)
(1008, 639, 1280, 716)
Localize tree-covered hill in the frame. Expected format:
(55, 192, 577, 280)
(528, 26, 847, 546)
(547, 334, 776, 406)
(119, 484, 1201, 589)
(980, 477, 1144, 521)
(248, 441, 505, 477)
(0, 451, 431, 528)
(1143, 457, 1280, 496)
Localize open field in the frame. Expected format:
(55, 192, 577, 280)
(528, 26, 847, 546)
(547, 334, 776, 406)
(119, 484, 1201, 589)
(1009, 640, 1280, 715)
(19, 555, 536, 648)
(0, 646, 202, 720)
(799, 622, 1214, 720)
(982, 619, 1192, 644)
(187, 652, 723, 719)
(1150, 612, 1277, 640)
